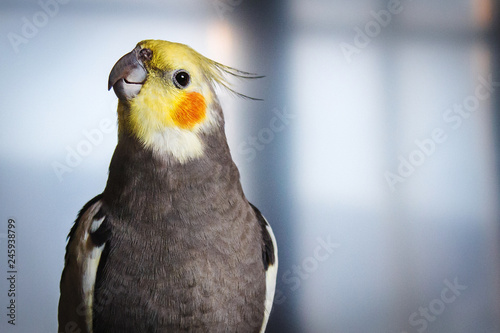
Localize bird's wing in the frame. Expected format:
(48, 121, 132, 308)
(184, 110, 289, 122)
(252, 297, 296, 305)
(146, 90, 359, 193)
(58, 194, 111, 333)
(250, 203, 278, 333)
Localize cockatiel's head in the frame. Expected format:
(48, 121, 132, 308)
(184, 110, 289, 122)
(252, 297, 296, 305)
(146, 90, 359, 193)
(108, 39, 259, 163)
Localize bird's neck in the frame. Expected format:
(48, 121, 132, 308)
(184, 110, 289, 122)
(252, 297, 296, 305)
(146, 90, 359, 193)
(116, 100, 224, 164)
(101, 128, 244, 220)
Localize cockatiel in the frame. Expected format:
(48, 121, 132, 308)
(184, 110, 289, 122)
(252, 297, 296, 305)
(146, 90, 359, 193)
(58, 40, 278, 333)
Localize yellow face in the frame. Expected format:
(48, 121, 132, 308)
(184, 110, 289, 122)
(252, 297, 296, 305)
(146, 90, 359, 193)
(123, 40, 217, 141)
(108, 39, 257, 162)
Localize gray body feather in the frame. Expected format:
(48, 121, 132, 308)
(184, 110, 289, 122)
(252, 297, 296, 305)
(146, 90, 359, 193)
(59, 107, 276, 332)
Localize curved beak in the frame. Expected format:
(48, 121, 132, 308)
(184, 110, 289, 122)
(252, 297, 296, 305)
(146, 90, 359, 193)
(108, 46, 147, 100)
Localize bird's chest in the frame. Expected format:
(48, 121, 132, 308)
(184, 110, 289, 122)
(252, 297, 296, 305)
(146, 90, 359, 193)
(93, 207, 265, 332)
(110, 211, 251, 279)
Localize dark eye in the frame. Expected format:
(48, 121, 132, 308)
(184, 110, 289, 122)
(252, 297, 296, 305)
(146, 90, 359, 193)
(173, 70, 190, 89)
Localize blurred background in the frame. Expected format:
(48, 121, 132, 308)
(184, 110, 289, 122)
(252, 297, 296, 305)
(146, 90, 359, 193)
(1, 0, 499, 332)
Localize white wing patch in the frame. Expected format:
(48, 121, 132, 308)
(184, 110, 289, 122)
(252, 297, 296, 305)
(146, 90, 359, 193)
(59, 199, 106, 333)
(260, 218, 278, 333)
(82, 215, 106, 332)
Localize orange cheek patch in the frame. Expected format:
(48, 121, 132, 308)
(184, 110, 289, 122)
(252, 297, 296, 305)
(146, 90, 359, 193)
(172, 92, 207, 129)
